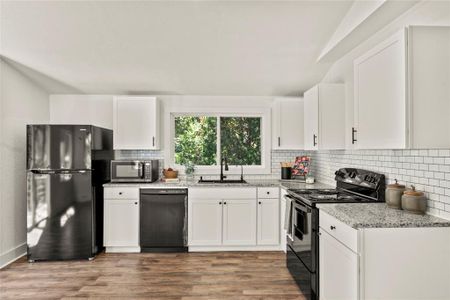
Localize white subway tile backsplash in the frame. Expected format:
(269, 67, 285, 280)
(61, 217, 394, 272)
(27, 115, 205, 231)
(114, 148, 450, 219)
(309, 149, 450, 219)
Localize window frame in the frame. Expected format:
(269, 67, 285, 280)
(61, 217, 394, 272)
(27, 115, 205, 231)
(164, 106, 271, 175)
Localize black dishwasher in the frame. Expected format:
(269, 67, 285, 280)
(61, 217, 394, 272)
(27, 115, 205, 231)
(140, 189, 188, 252)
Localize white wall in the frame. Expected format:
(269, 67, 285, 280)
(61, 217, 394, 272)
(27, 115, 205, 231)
(50, 94, 113, 129)
(0, 59, 50, 268)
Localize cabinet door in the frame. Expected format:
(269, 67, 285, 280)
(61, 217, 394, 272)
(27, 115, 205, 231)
(188, 199, 223, 246)
(319, 229, 358, 300)
(319, 84, 346, 150)
(257, 198, 279, 245)
(354, 29, 407, 149)
(104, 199, 139, 247)
(304, 86, 319, 150)
(273, 98, 304, 150)
(113, 96, 159, 150)
(223, 199, 257, 245)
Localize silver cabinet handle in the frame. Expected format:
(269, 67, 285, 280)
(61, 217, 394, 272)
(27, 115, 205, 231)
(330, 226, 336, 230)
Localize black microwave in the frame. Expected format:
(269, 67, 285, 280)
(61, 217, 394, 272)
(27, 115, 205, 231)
(110, 160, 159, 183)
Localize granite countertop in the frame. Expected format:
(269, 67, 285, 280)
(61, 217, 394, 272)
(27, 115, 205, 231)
(317, 203, 450, 229)
(104, 179, 333, 190)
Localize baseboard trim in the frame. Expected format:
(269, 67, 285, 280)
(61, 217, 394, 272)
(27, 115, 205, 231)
(105, 246, 141, 253)
(0, 243, 27, 269)
(189, 245, 282, 252)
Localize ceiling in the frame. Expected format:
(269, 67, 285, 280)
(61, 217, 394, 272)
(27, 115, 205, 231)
(0, 1, 353, 96)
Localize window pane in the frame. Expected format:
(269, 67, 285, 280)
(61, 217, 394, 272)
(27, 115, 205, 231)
(175, 116, 217, 165)
(220, 117, 261, 165)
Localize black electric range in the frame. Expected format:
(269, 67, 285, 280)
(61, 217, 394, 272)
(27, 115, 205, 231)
(285, 168, 385, 300)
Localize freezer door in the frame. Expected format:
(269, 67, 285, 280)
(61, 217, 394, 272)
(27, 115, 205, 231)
(27, 171, 94, 261)
(27, 125, 92, 170)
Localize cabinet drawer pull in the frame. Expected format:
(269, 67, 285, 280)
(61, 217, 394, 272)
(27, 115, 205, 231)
(224, 202, 227, 205)
(313, 134, 317, 147)
(259, 201, 262, 204)
(266, 191, 270, 195)
(134, 202, 138, 205)
(330, 225, 336, 230)
(219, 202, 222, 205)
(119, 192, 123, 195)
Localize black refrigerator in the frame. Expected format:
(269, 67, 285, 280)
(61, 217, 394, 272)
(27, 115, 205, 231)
(26, 125, 113, 261)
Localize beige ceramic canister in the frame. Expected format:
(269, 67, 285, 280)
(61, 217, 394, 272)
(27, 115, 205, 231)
(401, 185, 427, 215)
(386, 179, 405, 209)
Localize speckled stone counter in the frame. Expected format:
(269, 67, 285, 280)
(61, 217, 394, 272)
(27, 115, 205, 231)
(104, 179, 333, 190)
(317, 203, 450, 229)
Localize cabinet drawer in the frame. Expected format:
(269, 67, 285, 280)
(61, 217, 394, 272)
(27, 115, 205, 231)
(319, 210, 358, 253)
(189, 187, 256, 199)
(258, 187, 279, 199)
(104, 187, 139, 200)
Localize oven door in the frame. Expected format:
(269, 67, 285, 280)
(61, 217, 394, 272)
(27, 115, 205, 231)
(288, 200, 314, 272)
(111, 161, 144, 182)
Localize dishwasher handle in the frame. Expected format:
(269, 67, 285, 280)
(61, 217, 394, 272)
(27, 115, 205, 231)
(140, 189, 187, 195)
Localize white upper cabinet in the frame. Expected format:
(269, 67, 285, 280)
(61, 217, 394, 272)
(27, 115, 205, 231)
(113, 96, 160, 150)
(304, 84, 345, 150)
(272, 97, 304, 150)
(354, 26, 450, 149)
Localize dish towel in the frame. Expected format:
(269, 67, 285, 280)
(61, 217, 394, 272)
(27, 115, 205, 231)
(284, 195, 293, 241)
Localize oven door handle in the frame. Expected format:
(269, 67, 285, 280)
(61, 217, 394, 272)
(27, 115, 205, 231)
(293, 202, 311, 213)
(284, 194, 295, 201)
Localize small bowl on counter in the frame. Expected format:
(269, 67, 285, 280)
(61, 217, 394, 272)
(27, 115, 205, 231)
(401, 185, 427, 215)
(163, 168, 179, 179)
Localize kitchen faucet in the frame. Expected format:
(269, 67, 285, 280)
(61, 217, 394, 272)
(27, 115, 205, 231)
(220, 157, 229, 181)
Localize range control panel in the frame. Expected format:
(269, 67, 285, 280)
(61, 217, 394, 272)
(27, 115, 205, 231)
(335, 168, 385, 190)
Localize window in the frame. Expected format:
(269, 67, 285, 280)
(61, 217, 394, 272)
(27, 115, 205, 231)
(174, 115, 262, 166)
(174, 116, 217, 165)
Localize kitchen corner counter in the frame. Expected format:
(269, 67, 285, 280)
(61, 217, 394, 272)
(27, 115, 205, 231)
(103, 179, 333, 190)
(317, 203, 450, 229)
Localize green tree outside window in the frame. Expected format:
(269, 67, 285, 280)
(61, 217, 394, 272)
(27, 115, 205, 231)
(174, 116, 262, 166)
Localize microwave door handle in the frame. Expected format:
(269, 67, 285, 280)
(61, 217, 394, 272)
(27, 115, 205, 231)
(138, 163, 144, 178)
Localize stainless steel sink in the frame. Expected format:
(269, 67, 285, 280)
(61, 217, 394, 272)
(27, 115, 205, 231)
(197, 179, 247, 184)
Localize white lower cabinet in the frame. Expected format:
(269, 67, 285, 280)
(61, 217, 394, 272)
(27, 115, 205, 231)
(188, 187, 280, 250)
(319, 229, 358, 300)
(257, 198, 279, 245)
(104, 199, 140, 251)
(319, 210, 450, 300)
(223, 199, 257, 245)
(188, 199, 223, 246)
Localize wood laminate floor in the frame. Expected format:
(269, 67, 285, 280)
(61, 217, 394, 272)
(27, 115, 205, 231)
(0, 251, 306, 299)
